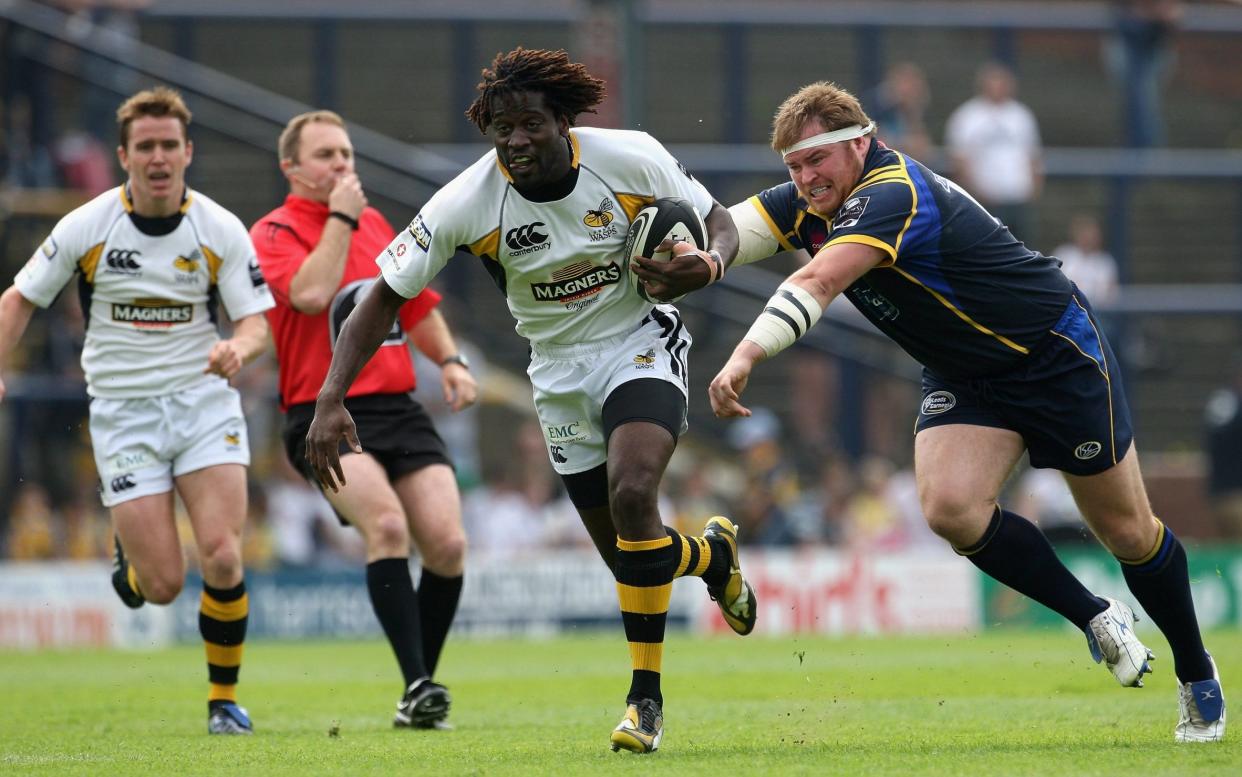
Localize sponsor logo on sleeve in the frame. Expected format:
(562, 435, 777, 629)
(41, 236, 58, 259)
(833, 196, 870, 230)
(549, 445, 568, 464)
(248, 258, 268, 289)
(408, 214, 433, 251)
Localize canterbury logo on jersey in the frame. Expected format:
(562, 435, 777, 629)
(112, 300, 193, 325)
(105, 248, 142, 274)
(110, 473, 137, 493)
(530, 261, 622, 302)
(506, 222, 550, 255)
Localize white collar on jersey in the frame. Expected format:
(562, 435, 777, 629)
(780, 122, 875, 159)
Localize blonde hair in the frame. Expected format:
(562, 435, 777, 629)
(278, 110, 347, 163)
(116, 87, 192, 148)
(770, 81, 874, 153)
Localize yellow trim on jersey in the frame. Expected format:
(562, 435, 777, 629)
(749, 195, 798, 252)
(118, 185, 193, 214)
(854, 173, 909, 190)
(859, 164, 901, 184)
(823, 234, 897, 265)
(841, 152, 919, 265)
(616, 193, 656, 223)
(78, 243, 106, 284)
(617, 582, 673, 615)
(494, 155, 513, 183)
(200, 592, 249, 622)
(466, 228, 500, 260)
(1048, 295, 1118, 465)
(891, 264, 1031, 355)
(494, 133, 583, 184)
(205, 642, 244, 668)
(203, 245, 224, 285)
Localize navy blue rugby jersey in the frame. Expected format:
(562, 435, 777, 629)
(750, 139, 1073, 379)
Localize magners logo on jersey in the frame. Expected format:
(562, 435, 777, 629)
(112, 299, 193, 328)
(530, 260, 622, 303)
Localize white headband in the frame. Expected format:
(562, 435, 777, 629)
(780, 122, 875, 158)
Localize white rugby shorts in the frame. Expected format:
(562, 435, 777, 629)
(527, 306, 691, 475)
(89, 378, 250, 507)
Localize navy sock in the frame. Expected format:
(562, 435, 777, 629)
(417, 568, 463, 677)
(959, 508, 1107, 629)
(1119, 522, 1213, 682)
(366, 558, 427, 688)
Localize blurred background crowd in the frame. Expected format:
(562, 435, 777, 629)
(3, 0, 1242, 568)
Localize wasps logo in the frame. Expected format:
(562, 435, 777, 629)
(224, 431, 241, 446)
(173, 255, 200, 273)
(583, 198, 615, 228)
(633, 348, 656, 365)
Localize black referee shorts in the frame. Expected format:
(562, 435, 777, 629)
(283, 392, 453, 487)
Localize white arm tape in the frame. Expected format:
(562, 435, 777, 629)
(743, 282, 824, 358)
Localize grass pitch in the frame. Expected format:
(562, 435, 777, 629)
(2, 629, 1239, 776)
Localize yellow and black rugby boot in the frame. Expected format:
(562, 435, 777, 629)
(703, 516, 757, 635)
(610, 698, 663, 753)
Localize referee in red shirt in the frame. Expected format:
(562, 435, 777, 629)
(251, 110, 476, 730)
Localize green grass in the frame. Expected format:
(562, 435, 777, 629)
(2, 630, 1239, 776)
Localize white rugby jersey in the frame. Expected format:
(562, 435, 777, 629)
(15, 186, 274, 398)
(377, 127, 714, 345)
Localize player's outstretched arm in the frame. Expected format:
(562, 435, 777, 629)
(205, 314, 270, 379)
(306, 277, 407, 491)
(709, 242, 884, 418)
(0, 286, 37, 403)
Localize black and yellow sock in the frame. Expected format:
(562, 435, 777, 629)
(417, 568, 463, 677)
(666, 528, 731, 588)
(201, 580, 248, 708)
(1119, 520, 1213, 682)
(616, 536, 676, 705)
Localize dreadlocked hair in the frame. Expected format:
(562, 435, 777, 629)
(465, 47, 607, 133)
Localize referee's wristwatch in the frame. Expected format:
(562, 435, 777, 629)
(440, 354, 470, 370)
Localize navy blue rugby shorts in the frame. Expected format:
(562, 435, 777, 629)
(915, 292, 1133, 476)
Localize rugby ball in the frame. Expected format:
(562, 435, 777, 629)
(624, 196, 706, 303)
